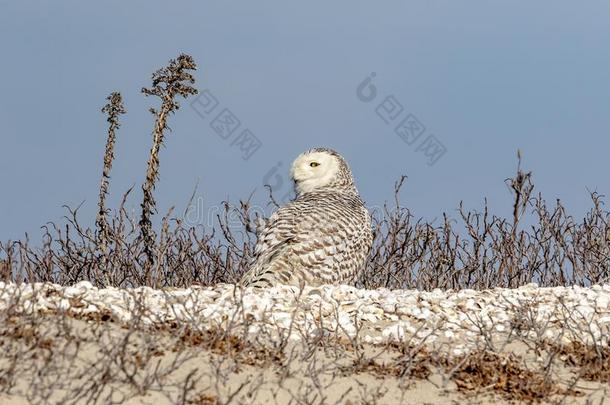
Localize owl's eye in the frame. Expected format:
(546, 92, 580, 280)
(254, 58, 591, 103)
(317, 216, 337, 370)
(309, 162, 320, 167)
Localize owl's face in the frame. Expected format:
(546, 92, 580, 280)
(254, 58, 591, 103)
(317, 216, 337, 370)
(290, 150, 342, 195)
(290, 147, 357, 196)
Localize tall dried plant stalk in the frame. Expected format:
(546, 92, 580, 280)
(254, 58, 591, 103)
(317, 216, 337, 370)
(96, 92, 126, 252)
(139, 54, 198, 276)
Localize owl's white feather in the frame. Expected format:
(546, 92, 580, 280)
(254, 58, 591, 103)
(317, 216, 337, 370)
(241, 148, 372, 288)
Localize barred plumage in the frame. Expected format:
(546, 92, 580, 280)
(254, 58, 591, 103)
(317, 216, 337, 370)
(241, 148, 373, 288)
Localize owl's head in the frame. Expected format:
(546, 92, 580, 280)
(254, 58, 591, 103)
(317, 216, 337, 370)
(290, 148, 356, 196)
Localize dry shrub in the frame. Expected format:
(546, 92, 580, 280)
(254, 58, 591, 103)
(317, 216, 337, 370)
(2, 163, 609, 291)
(447, 350, 580, 402)
(173, 327, 285, 368)
(187, 393, 220, 405)
(550, 341, 610, 383)
(347, 355, 431, 380)
(0, 318, 55, 352)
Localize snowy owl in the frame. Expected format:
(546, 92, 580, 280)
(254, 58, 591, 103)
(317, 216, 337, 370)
(241, 147, 373, 288)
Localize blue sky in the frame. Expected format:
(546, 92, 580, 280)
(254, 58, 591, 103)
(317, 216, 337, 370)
(1, 1, 609, 240)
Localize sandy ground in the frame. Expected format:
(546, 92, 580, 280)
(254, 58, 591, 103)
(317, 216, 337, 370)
(1, 312, 608, 405)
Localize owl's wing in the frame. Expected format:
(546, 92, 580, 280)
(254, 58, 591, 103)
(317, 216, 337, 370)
(241, 201, 304, 287)
(241, 199, 349, 287)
